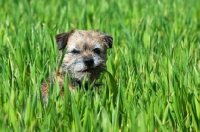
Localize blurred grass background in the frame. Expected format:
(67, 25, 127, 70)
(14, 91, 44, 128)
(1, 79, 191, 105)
(0, 0, 200, 131)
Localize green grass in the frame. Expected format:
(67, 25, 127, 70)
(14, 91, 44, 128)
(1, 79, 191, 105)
(0, 0, 200, 131)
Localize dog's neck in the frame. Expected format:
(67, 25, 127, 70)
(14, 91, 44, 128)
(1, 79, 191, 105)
(70, 77, 96, 90)
(59, 71, 103, 90)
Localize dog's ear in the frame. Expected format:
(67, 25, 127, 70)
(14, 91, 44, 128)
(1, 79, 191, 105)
(102, 34, 113, 48)
(55, 30, 74, 50)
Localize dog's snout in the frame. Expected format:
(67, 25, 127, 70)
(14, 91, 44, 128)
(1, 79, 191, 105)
(84, 57, 94, 67)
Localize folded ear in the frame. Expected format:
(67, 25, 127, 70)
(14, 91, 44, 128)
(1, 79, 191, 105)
(55, 30, 74, 50)
(103, 34, 113, 48)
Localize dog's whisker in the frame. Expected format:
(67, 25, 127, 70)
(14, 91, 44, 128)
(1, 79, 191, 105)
(41, 30, 113, 103)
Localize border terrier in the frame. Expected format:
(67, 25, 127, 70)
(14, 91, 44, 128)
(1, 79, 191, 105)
(41, 30, 113, 102)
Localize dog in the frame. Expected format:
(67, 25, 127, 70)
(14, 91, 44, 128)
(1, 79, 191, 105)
(41, 30, 113, 103)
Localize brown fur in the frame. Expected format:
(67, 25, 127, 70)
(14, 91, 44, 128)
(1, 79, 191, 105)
(41, 30, 113, 103)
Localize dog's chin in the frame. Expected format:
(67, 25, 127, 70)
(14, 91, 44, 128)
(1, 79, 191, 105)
(72, 67, 103, 83)
(74, 71, 99, 82)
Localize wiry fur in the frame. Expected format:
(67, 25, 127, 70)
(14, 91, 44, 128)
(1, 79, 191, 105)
(41, 30, 113, 103)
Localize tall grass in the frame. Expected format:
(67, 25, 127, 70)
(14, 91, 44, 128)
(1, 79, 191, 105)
(0, 0, 200, 131)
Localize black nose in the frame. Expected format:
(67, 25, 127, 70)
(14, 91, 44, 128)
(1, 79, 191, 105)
(84, 57, 94, 67)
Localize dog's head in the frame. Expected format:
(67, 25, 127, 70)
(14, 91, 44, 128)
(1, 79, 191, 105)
(55, 30, 113, 84)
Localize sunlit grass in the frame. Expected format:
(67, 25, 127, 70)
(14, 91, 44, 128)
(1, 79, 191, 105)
(0, 0, 200, 131)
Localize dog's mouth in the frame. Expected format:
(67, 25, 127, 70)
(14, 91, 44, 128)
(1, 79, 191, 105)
(67, 65, 106, 85)
(78, 66, 104, 72)
(78, 67, 98, 72)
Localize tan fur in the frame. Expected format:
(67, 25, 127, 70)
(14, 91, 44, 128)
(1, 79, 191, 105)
(41, 30, 113, 103)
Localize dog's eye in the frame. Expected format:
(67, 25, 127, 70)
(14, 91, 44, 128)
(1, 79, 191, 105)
(93, 48, 101, 54)
(71, 49, 80, 54)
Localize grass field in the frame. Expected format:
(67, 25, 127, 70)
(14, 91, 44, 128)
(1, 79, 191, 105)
(0, 0, 200, 131)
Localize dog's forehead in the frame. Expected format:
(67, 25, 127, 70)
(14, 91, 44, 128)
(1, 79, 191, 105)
(67, 30, 106, 49)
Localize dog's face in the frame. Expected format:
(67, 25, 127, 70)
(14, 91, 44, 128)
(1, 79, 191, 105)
(55, 30, 113, 84)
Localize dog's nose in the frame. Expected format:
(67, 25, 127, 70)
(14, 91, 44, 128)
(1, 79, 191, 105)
(84, 57, 94, 67)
